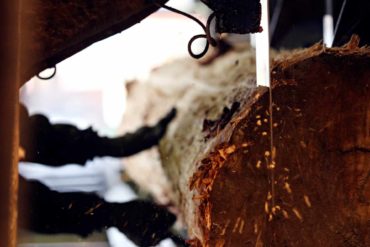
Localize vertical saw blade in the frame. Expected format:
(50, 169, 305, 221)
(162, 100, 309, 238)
(255, 0, 271, 87)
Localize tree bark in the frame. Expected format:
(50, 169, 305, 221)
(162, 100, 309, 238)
(156, 39, 370, 246)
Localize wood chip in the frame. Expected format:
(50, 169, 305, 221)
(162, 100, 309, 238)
(225, 145, 236, 154)
(282, 210, 289, 219)
(272, 147, 277, 160)
(239, 220, 245, 234)
(292, 208, 303, 221)
(284, 182, 292, 194)
(267, 191, 272, 200)
(304, 195, 312, 208)
(268, 214, 273, 222)
(232, 217, 241, 233)
(265, 202, 269, 214)
(256, 160, 262, 169)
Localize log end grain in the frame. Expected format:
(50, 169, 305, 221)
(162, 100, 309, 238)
(164, 39, 370, 246)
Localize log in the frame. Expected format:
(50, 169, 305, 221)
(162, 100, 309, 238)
(19, 0, 167, 84)
(120, 47, 258, 204)
(156, 39, 370, 246)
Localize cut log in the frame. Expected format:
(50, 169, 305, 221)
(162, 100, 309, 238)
(156, 39, 370, 246)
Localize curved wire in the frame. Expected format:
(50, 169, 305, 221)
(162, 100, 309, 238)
(269, 0, 284, 42)
(37, 65, 57, 80)
(333, 0, 347, 45)
(153, 2, 218, 59)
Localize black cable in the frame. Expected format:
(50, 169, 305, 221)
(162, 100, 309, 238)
(187, 12, 217, 59)
(153, 2, 218, 59)
(36, 65, 57, 80)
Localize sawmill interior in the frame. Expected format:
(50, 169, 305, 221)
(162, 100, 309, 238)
(0, 0, 369, 246)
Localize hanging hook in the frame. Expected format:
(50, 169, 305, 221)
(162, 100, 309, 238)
(37, 65, 57, 80)
(153, 2, 218, 59)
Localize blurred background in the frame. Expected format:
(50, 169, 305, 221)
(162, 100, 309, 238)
(18, 0, 369, 246)
(19, 1, 199, 246)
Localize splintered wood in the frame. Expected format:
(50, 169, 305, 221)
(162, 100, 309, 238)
(157, 39, 370, 247)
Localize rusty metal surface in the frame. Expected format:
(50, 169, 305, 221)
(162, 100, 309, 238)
(0, 1, 20, 246)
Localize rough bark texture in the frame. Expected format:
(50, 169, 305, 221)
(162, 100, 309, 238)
(120, 46, 257, 205)
(156, 39, 370, 246)
(19, 0, 167, 85)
